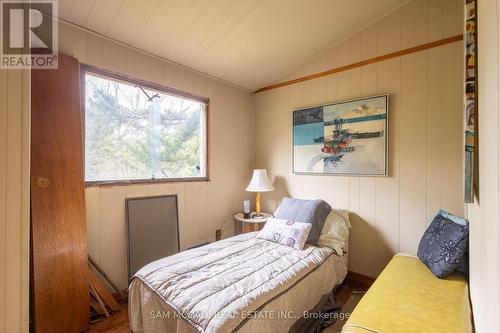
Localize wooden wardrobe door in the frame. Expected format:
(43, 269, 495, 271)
(31, 54, 89, 333)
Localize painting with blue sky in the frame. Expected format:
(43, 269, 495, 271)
(293, 95, 388, 175)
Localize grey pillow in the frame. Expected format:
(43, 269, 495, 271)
(434, 209, 469, 275)
(274, 197, 331, 245)
(455, 246, 469, 275)
(417, 214, 469, 278)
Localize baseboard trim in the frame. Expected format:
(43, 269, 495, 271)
(346, 271, 376, 286)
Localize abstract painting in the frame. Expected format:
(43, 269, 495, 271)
(464, 0, 477, 203)
(293, 95, 388, 176)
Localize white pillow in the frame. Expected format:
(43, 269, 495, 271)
(257, 217, 312, 250)
(317, 209, 351, 255)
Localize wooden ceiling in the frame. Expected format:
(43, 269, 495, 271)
(57, 0, 409, 91)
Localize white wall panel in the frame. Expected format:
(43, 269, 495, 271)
(468, 0, 500, 331)
(254, 0, 465, 277)
(0, 69, 30, 333)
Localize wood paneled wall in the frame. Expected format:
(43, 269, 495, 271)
(253, 0, 465, 277)
(0, 69, 30, 333)
(58, 22, 253, 289)
(468, 0, 500, 331)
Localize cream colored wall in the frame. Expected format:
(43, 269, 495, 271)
(253, 0, 465, 277)
(468, 0, 500, 331)
(58, 22, 253, 289)
(0, 1, 473, 331)
(0, 69, 30, 333)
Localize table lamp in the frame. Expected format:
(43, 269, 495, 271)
(245, 169, 275, 218)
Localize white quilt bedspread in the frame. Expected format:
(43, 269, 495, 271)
(131, 232, 335, 333)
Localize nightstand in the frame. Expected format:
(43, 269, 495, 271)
(234, 212, 272, 234)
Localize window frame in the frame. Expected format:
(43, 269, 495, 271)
(81, 64, 210, 187)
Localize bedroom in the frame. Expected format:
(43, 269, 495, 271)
(0, 0, 499, 332)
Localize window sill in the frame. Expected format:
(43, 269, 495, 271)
(85, 177, 210, 188)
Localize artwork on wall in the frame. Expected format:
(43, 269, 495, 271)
(293, 95, 388, 176)
(464, 0, 477, 203)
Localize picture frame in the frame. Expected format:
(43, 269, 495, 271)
(464, 0, 478, 203)
(125, 194, 180, 281)
(292, 94, 389, 176)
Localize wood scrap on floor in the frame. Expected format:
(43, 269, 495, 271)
(88, 257, 126, 325)
(89, 267, 121, 312)
(89, 280, 110, 318)
(89, 256, 126, 302)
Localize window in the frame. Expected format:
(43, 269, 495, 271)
(83, 66, 208, 185)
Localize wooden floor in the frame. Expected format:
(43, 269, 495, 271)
(86, 307, 130, 333)
(85, 273, 372, 333)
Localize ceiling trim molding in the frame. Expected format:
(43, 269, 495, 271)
(254, 34, 464, 94)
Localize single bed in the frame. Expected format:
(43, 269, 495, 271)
(129, 231, 348, 333)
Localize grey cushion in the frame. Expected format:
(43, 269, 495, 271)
(274, 197, 331, 245)
(455, 246, 469, 275)
(434, 209, 469, 275)
(417, 214, 469, 278)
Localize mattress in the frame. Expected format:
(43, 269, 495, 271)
(129, 232, 348, 333)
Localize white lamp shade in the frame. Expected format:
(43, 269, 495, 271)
(245, 169, 275, 192)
